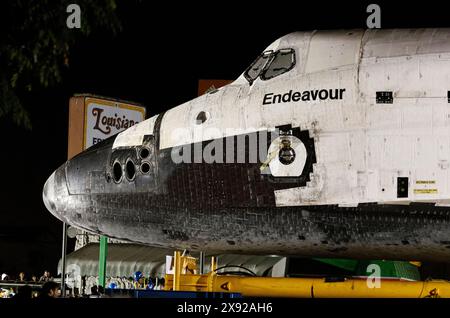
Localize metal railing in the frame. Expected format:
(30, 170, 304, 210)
(0, 281, 44, 288)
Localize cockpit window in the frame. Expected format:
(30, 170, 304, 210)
(261, 49, 296, 80)
(244, 48, 296, 84)
(244, 50, 273, 84)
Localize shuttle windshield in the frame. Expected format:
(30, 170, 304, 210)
(244, 48, 295, 84)
(244, 50, 273, 83)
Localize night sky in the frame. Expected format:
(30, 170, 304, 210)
(1, 1, 450, 278)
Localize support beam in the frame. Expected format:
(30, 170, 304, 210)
(60, 222, 67, 297)
(199, 251, 204, 274)
(98, 236, 108, 287)
(173, 251, 181, 291)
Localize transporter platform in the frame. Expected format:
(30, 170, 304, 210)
(161, 251, 450, 298)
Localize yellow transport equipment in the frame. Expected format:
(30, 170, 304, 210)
(164, 251, 450, 298)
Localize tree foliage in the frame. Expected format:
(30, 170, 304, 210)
(0, 0, 122, 128)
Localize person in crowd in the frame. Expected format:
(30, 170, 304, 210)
(31, 275, 37, 283)
(1, 273, 9, 281)
(89, 285, 100, 298)
(37, 281, 60, 299)
(158, 277, 165, 290)
(16, 272, 26, 282)
(133, 271, 144, 289)
(108, 282, 117, 289)
(146, 277, 155, 290)
(12, 285, 32, 300)
(154, 277, 164, 290)
(39, 270, 53, 282)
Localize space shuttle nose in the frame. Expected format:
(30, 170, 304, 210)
(43, 171, 57, 216)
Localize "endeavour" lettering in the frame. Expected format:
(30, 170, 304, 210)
(263, 88, 346, 105)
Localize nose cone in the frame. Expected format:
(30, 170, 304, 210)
(43, 171, 58, 217)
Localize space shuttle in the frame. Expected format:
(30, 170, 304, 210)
(43, 29, 450, 262)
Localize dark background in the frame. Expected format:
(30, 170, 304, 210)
(1, 1, 450, 278)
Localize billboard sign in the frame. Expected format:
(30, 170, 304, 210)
(84, 97, 146, 149)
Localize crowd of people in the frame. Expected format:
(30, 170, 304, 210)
(0, 270, 165, 299)
(0, 270, 59, 299)
(84, 272, 165, 296)
(1, 270, 53, 284)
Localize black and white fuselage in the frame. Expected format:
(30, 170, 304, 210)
(43, 29, 450, 262)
